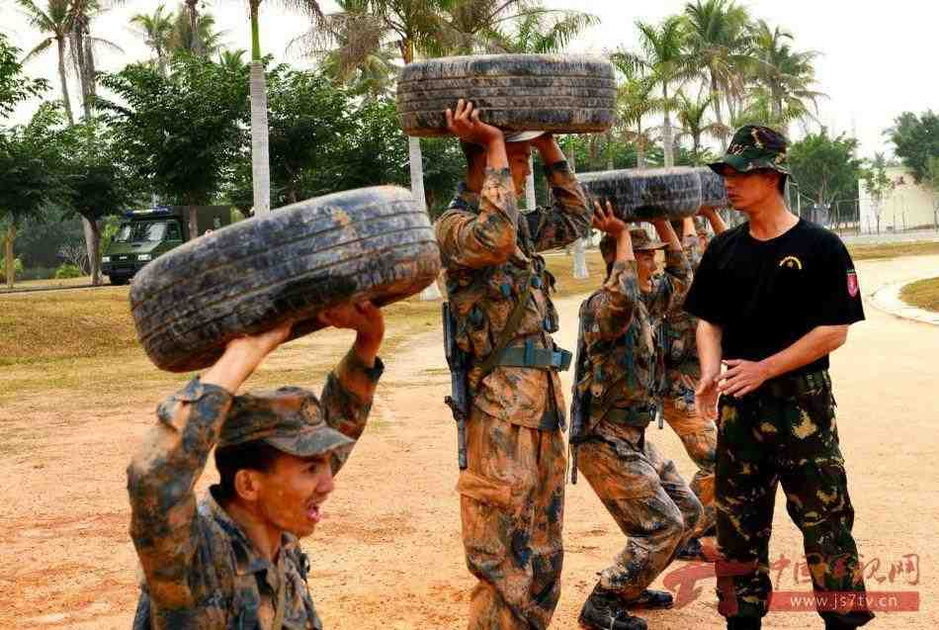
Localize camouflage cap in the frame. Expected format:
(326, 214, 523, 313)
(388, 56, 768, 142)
(218, 387, 354, 457)
(708, 125, 791, 176)
(630, 227, 667, 252)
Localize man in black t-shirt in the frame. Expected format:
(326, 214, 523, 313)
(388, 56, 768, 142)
(683, 126, 874, 630)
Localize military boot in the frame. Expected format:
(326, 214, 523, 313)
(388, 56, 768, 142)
(624, 589, 673, 609)
(579, 586, 648, 630)
(675, 537, 706, 561)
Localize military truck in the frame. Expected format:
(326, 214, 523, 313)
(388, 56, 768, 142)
(101, 205, 231, 285)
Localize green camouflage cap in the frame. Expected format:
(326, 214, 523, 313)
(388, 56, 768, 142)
(708, 125, 791, 176)
(600, 228, 667, 259)
(219, 387, 354, 457)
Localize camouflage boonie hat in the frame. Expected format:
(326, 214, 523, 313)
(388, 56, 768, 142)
(708, 125, 791, 176)
(218, 387, 353, 457)
(694, 216, 709, 237)
(600, 228, 666, 258)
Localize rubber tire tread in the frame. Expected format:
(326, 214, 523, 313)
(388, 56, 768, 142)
(130, 186, 441, 373)
(695, 166, 729, 208)
(577, 167, 704, 221)
(396, 54, 616, 137)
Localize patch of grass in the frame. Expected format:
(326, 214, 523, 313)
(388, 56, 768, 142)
(0, 275, 95, 292)
(848, 241, 939, 261)
(900, 277, 939, 312)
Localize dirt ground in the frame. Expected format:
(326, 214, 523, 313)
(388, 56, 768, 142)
(1, 254, 937, 629)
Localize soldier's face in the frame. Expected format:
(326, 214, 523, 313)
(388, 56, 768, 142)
(506, 142, 532, 196)
(635, 251, 656, 290)
(721, 168, 780, 212)
(254, 453, 335, 538)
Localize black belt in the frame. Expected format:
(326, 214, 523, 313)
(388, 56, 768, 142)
(762, 369, 831, 398)
(496, 339, 572, 371)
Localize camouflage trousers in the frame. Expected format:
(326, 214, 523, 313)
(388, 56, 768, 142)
(458, 407, 566, 630)
(715, 386, 874, 627)
(577, 421, 702, 601)
(663, 393, 717, 538)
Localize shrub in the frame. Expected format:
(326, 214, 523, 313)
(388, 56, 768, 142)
(55, 263, 83, 279)
(0, 257, 24, 275)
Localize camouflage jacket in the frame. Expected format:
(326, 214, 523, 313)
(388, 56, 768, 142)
(663, 237, 703, 401)
(435, 161, 589, 430)
(576, 250, 692, 435)
(127, 349, 383, 630)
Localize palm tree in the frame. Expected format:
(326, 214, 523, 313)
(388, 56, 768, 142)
(614, 17, 693, 167)
(16, 0, 75, 125)
(171, 8, 225, 57)
(674, 90, 728, 163)
(748, 19, 825, 135)
(131, 4, 175, 76)
(218, 48, 249, 74)
(682, 0, 751, 140)
(234, 0, 324, 218)
(67, 0, 122, 121)
(612, 60, 663, 169)
(182, 0, 202, 55)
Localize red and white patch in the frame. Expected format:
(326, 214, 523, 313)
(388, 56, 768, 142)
(847, 271, 859, 297)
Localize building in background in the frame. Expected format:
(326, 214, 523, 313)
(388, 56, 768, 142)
(858, 166, 938, 233)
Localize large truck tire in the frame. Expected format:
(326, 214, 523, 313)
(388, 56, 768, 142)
(577, 167, 704, 221)
(397, 54, 616, 137)
(696, 166, 729, 209)
(130, 186, 441, 372)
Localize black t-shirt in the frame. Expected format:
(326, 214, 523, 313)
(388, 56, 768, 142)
(683, 218, 864, 374)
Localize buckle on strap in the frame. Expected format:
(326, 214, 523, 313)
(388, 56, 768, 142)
(496, 343, 573, 371)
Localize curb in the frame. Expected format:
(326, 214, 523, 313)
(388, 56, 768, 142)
(869, 276, 939, 326)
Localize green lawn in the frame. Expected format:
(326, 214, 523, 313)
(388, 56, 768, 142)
(901, 277, 939, 313)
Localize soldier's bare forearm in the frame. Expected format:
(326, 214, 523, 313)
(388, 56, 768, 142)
(697, 319, 723, 380)
(756, 325, 849, 381)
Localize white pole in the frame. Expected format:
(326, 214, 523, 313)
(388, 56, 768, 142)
(410, 136, 442, 301)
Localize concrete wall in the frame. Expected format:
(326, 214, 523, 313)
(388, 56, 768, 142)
(858, 166, 938, 233)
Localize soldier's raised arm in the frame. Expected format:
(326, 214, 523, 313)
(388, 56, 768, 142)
(527, 134, 591, 252)
(315, 301, 385, 476)
(435, 99, 518, 269)
(583, 200, 640, 341)
(126, 325, 289, 611)
(647, 217, 693, 319)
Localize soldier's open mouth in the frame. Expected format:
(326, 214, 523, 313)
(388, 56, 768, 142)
(307, 504, 322, 523)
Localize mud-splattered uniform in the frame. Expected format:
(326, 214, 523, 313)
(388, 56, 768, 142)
(574, 248, 702, 602)
(128, 349, 382, 629)
(435, 161, 588, 630)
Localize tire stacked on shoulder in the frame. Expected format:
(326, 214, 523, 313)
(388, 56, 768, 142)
(130, 186, 441, 372)
(695, 166, 729, 210)
(397, 54, 616, 137)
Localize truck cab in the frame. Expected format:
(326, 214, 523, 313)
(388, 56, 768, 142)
(102, 206, 230, 285)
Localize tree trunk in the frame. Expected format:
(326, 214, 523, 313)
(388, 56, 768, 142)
(606, 130, 615, 170)
(5, 224, 16, 289)
(188, 0, 203, 55)
(525, 153, 536, 210)
(250, 61, 271, 216)
(407, 135, 441, 301)
(567, 151, 589, 278)
(711, 72, 726, 140)
(636, 121, 646, 169)
(56, 37, 74, 126)
(82, 216, 101, 285)
(662, 83, 674, 168)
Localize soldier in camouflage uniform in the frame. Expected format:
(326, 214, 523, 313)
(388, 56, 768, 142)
(685, 125, 874, 630)
(663, 209, 728, 559)
(572, 201, 702, 630)
(128, 302, 385, 629)
(435, 99, 589, 630)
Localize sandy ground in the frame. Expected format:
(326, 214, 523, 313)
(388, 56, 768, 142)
(1, 255, 937, 629)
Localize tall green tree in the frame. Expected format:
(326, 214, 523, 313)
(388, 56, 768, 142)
(861, 153, 895, 235)
(171, 9, 225, 57)
(886, 110, 939, 184)
(748, 19, 824, 135)
(614, 17, 692, 167)
(97, 56, 249, 207)
(612, 60, 663, 169)
(131, 4, 175, 76)
(681, 0, 751, 140)
(17, 0, 76, 124)
(674, 91, 727, 163)
(0, 33, 49, 119)
(485, 9, 597, 53)
(788, 129, 862, 209)
(0, 104, 68, 287)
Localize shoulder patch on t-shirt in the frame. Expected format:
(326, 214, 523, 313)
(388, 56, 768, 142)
(847, 270, 860, 297)
(779, 255, 803, 270)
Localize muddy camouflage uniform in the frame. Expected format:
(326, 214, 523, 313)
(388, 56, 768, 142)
(128, 349, 382, 629)
(661, 234, 718, 536)
(435, 161, 589, 630)
(574, 242, 702, 602)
